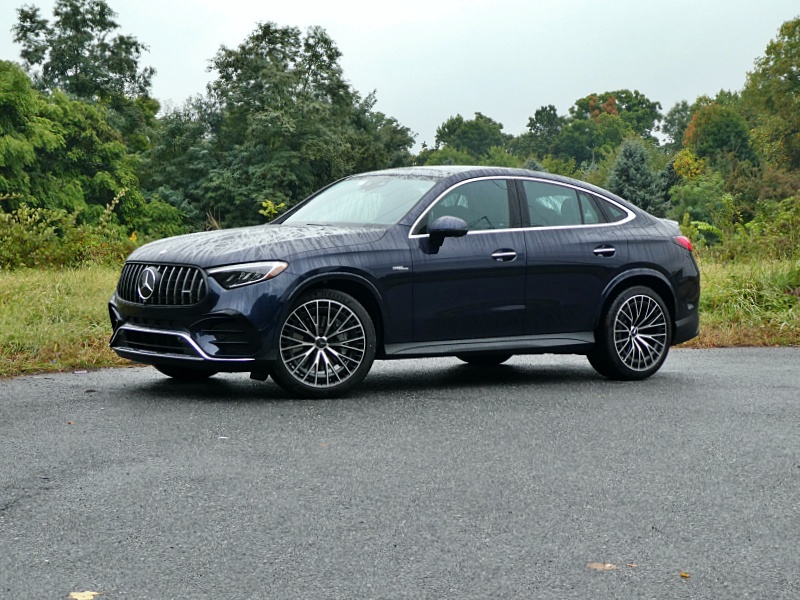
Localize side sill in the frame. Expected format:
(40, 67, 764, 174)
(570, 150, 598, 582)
(384, 333, 594, 358)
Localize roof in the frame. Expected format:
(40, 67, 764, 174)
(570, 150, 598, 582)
(354, 166, 635, 209)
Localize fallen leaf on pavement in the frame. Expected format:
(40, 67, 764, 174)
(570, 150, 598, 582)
(587, 562, 619, 571)
(68, 592, 101, 600)
(680, 571, 690, 578)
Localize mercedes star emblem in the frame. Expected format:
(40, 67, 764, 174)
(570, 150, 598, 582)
(137, 267, 159, 301)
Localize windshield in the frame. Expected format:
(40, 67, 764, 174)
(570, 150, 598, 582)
(281, 175, 437, 226)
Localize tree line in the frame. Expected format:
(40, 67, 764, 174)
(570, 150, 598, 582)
(1, 0, 798, 259)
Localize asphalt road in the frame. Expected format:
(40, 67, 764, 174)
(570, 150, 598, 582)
(1, 348, 799, 599)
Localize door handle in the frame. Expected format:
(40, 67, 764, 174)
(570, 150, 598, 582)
(491, 250, 517, 262)
(593, 245, 616, 257)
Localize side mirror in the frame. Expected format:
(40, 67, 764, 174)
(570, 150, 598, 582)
(430, 215, 468, 237)
(428, 215, 468, 251)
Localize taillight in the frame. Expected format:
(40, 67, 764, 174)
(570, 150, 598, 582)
(674, 236, 693, 252)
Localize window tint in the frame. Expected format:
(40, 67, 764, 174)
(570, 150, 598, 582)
(523, 180, 582, 227)
(577, 191, 606, 224)
(595, 196, 628, 222)
(421, 179, 510, 233)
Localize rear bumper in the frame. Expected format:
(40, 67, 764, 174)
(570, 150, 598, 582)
(673, 310, 700, 346)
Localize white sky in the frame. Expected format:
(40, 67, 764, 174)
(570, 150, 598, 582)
(2, 0, 799, 149)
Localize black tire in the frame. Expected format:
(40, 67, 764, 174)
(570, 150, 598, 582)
(588, 285, 672, 380)
(271, 289, 376, 399)
(456, 353, 513, 366)
(154, 365, 218, 380)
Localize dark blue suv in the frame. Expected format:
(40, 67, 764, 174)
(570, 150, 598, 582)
(109, 166, 700, 398)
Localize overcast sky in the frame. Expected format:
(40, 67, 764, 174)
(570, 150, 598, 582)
(2, 0, 799, 148)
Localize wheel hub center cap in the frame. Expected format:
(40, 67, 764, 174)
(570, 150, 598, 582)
(630, 326, 639, 337)
(314, 336, 328, 349)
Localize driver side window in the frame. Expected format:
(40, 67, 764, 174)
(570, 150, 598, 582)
(423, 179, 511, 233)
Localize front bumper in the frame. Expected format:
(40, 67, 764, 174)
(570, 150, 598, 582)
(108, 270, 288, 370)
(109, 321, 260, 371)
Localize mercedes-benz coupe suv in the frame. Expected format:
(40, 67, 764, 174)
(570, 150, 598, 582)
(109, 166, 700, 398)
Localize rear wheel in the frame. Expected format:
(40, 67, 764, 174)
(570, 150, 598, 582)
(456, 353, 513, 366)
(588, 286, 671, 380)
(154, 365, 218, 380)
(271, 289, 376, 399)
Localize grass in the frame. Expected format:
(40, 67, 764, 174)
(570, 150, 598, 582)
(0, 266, 128, 377)
(0, 259, 798, 378)
(683, 256, 800, 347)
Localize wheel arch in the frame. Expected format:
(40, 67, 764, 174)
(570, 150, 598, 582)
(281, 272, 387, 354)
(596, 269, 677, 338)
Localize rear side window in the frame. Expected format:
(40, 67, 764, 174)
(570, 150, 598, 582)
(523, 180, 583, 227)
(522, 180, 631, 227)
(595, 196, 628, 222)
(577, 192, 606, 224)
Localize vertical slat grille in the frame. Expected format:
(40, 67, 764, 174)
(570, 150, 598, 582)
(117, 263, 207, 305)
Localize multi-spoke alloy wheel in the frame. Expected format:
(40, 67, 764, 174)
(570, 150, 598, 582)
(588, 286, 672, 380)
(613, 294, 668, 371)
(272, 289, 376, 398)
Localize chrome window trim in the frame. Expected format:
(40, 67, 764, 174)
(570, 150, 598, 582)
(408, 175, 636, 239)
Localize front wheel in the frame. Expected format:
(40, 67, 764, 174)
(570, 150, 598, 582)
(271, 289, 376, 399)
(588, 286, 671, 380)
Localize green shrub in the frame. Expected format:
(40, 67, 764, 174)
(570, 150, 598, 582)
(746, 196, 800, 260)
(0, 203, 137, 269)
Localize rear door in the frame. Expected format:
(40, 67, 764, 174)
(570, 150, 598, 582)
(519, 179, 632, 335)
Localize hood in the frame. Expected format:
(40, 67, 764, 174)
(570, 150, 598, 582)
(127, 224, 388, 268)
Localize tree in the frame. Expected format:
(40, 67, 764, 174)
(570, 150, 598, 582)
(511, 104, 565, 158)
(417, 145, 473, 166)
(0, 60, 63, 209)
(683, 103, 757, 165)
(12, 0, 154, 100)
(662, 100, 694, 152)
(606, 140, 666, 216)
(345, 93, 415, 172)
(570, 89, 662, 139)
(742, 17, 800, 168)
(0, 61, 176, 233)
(142, 22, 414, 227)
(434, 112, 508, 158)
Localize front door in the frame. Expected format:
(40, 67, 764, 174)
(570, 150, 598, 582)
(409, 178, 526, 342)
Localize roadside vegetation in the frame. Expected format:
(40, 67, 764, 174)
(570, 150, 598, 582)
(1, 1, 799, 376)
(0, 266, 126, 377)
(1, 254, 798, 378)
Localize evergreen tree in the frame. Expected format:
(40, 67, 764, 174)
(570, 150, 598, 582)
(606, 140, 667, 216)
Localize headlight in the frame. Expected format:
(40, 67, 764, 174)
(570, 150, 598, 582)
(207, 261, 288, 289)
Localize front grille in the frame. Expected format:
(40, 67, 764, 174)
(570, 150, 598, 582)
(117, 263, 207, 306)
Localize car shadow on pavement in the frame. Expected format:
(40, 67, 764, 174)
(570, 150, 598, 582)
(126, 358, 648, 403)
